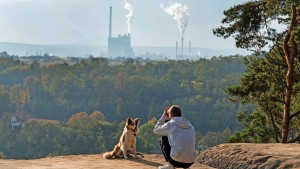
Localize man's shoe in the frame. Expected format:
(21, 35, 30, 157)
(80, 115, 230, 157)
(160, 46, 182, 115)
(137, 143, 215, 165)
(158, 162, 175, 169)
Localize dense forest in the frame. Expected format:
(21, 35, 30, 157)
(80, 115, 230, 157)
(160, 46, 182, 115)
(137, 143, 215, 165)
(0, 53, 247, 159)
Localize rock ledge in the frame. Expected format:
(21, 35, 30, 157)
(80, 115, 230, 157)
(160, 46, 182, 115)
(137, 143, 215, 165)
(197, 143, 300, 169)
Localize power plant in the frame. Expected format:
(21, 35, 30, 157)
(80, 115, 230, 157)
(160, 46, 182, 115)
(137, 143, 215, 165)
(107, 6, 134, 58)
(175, 38, 192, 59)
(107, 4, 192, 60)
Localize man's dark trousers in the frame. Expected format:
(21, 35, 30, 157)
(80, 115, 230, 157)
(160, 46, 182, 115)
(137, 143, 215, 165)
(160, 136, 193, 168)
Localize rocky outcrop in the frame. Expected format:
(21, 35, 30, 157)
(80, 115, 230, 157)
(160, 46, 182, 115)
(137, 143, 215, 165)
(0, 154, 212, 169)
(197, 143, 300, 169)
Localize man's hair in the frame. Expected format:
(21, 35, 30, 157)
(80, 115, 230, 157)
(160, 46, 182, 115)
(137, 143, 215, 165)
(169, 105, 181, 117)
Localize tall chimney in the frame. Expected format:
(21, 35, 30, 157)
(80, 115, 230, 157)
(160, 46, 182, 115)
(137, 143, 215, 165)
(109, 6, 112, 38)
(181, 36, 184, 59)
(176, 41, 178, 59)
(189, 41, 191, 56)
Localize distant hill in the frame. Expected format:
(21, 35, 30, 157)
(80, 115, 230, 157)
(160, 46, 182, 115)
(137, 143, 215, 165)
(0, 42, 250, 59)
(0, 42, 106, 58)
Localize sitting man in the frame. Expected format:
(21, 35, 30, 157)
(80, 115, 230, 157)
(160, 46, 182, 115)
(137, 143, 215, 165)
(153, 105, 196, 169)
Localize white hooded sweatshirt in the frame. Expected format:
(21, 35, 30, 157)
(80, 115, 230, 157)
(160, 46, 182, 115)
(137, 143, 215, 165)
(153, 114, 196, 163)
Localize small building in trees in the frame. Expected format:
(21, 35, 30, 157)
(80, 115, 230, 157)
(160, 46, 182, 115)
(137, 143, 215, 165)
(10, 109, 31, 130)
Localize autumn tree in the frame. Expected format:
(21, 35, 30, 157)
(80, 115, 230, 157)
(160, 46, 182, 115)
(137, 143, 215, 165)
(214, 1, 300, 143)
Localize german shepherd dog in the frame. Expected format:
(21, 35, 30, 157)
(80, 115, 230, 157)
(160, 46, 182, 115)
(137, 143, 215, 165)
(103, 117, 140, 159)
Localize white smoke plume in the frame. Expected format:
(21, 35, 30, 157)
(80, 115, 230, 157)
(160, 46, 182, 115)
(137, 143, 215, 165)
(161, 2, 189, 37)
(124, 0, 134, 34)
(197, 51, 201, 56)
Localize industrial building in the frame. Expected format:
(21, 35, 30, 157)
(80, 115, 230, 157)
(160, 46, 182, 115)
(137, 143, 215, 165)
(107, 6, 134, 57)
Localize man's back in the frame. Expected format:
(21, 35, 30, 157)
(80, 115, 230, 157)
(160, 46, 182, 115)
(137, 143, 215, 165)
(167, 117, 196, 163)
(153, 105, 196, 169)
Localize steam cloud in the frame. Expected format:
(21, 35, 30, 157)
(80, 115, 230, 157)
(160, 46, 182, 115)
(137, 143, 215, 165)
(124, 0, 134, 34)
(197, 51, 201, 56)
(161, 2, 189, 37)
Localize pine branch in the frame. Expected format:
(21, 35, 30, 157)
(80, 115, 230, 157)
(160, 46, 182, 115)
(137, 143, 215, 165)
(288, 134, 300, 143)
(290, 111, 300, 120)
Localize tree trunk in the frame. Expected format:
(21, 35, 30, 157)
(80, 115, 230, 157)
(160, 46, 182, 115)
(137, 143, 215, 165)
(282, 70, 294, 143)
(268, 110, 279, 143)
(281, 3, 297, 143)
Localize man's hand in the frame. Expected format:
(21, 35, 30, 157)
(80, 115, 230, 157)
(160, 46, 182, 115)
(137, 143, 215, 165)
(163, 106, 171, 117)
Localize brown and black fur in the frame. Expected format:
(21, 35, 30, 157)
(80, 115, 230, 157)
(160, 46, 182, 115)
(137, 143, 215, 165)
(103, 117, 141, 159)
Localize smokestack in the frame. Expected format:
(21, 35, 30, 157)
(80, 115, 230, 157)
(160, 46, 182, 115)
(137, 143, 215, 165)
(176, 41, 178, 59)
(181, 36, 184, 59)
(109, 6, 112, 38)
(189, 41, 191, 56)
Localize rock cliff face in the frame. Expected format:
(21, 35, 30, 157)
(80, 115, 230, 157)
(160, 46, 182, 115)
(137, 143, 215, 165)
(197, 143, 300, 169)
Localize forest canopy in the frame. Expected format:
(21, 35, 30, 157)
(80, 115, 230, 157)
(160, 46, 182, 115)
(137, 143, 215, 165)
(0, 54, 246, 159)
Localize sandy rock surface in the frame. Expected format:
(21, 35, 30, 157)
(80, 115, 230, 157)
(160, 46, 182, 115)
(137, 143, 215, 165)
(197, 143, 300, 169)
(0, 154, 214, 169)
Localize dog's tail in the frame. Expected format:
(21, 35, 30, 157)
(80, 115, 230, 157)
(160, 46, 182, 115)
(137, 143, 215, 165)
(103, 145, 120, 159)
(103, 151, 114, 159)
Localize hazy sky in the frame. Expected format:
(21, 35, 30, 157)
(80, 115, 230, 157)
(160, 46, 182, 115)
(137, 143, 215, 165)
(0, 0, 249, 49)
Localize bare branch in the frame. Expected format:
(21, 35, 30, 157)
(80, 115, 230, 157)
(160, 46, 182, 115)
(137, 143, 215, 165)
(271, 98, 286, 105)
(290, 111, 300, 120)
(288, 134, 300, 143)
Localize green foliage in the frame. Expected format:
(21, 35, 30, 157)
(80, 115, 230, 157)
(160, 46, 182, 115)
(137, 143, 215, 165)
(0, 113, 115, 159)
(228, 110, 275, 143)
(0, 55, 248, 159)
(216, 0, 300, 143)
(226, 52, 300, 142)
(137, 117, 160, 153)
(0, 55, 246, 132)
(199, 128, 231, 150)
(213, 1, 298, 50)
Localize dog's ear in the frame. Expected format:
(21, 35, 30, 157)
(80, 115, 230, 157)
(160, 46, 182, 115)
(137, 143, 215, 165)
(127, 116, 132, 124)
(134, 118, 140, 125)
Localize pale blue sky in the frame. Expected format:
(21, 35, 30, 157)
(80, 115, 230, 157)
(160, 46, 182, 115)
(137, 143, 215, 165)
(0, 0, 249, 49)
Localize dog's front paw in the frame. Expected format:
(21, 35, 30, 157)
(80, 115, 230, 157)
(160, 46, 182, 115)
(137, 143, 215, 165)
(124, 155, 129, 159)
